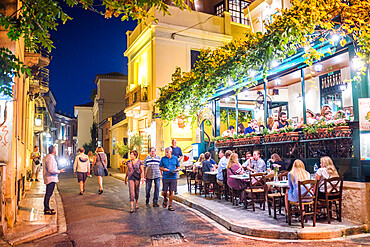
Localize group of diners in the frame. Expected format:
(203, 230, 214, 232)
(187, 149, 341, 223)
(221, 105, 348, 138)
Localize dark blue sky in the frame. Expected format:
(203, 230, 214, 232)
(48, 5, 136, 115)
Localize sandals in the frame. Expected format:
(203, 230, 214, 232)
(168, 205, 175, 211)
(130, 209, 134, 213)
(135, 205, 139, 210)
(162, 200, 168, 208)
(44, 210, 56, 215)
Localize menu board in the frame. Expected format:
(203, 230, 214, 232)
(359, 98, 370, 131)
(359, 98, 370, 160)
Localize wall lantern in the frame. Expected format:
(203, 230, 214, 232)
(314, 63, 323, 72)
(274, 78, 281, 86)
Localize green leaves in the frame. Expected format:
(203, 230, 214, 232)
(156, 0, 370, 122)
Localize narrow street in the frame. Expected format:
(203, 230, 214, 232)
(18, 168, 370, 247)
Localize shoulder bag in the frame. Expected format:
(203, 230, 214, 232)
(98, 153, 109, 176)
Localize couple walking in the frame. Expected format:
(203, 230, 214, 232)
(124, 147, 179, 213)
(73, 147, 108, 195)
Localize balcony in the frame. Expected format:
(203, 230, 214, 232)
(112, 109, 126, 126)
(24, 45, 51, 70)
(125, 85, 148, 107)
(29, 68, 49, 95)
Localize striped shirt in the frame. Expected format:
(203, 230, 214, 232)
(144, 155, 161, 179)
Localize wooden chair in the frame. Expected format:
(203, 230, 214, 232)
(186, 169, 196, 193)
(202, 174, 217, 198)
(317, 176, 344, 224)
(194, 168, 203, 195)
(244, 173, 265, 211)
(266, 172, 287, 219)
(222, 169, 230, 201)
(287, 180, 319, 228)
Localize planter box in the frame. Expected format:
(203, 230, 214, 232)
(251, 136, 261, 144)
(334, 125, 351, 137)
(234, 138, 246, 146)
(285, 132, 299, 141)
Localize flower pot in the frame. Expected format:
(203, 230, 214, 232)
(334, 126, 350, 137)
(252, 136, 261, 144)
(286, 132, 299, 141)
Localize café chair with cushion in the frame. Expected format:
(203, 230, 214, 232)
(317, 176, 344, 224)
(244, 173, 266, 211)
(287, 180, 319, 228)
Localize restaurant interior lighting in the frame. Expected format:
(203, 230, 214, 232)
(271, 60, 279, 67)
(314, 63, 323, 72)
(352, 56, 365, 70)
(331, 34, 340, 43)
(297, 93, 302, 102)
(224, 97, 231, 103)
(274, 78, 281, 86)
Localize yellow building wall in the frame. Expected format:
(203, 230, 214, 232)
(110, 123, 128, 169)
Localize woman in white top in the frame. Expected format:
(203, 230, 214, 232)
(73, 147, 90, 195)
(315, 156, 339, 199)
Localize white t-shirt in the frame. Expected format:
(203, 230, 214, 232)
(316, 167, 330, 192)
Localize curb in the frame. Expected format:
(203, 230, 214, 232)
(6, 187, 66, 246)
(173, 194, 368, 240)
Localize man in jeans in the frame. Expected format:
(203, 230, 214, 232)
(43, 145, 65, 215)
(159, 147, 179, 211)
(144, 147, 161, 207)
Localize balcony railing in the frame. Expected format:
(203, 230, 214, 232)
(29, 68, 49, 94)
(24, 44, 51, 68)
(125, 85, 148, 106)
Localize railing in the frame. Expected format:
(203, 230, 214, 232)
(39, 68, 49, 88)
(25, 44, 50, 59)
(125, 85, 148, 106)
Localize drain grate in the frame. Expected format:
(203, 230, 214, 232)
(151, 233, 185, 246)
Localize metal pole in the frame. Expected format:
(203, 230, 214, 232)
(224, 0, 229, 12)
(301, 68, 307, 125)
(227, 108, 229, 129)
(235, 95, 239, 132)
(264, 79, 268, 127)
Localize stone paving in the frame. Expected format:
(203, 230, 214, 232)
(173, 184, 368, 240)
(1, 173, 64, 245)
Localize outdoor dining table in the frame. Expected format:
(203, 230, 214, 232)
(229, 174, 250, 180)
(204, 171, 218, 175)
(266, 181, 289, 188)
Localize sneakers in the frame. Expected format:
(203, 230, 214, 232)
(98, 190, 103, 194)
(79, 192, 83, 195)
(35, 179, 39, 182)
(153, 203, 159, 207)
(146, 199, 149, 205)
(30, 179, 33, 182)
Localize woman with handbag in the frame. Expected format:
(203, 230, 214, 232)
(91, 147, 108, 194)
(125, 150, 144, 213)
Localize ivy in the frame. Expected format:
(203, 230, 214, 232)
(156, 0, 370, 122)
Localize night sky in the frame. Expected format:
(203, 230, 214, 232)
(48, 5, 136, 115)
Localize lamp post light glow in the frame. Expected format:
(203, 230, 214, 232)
(224, 97, 231, 103)
(297, 93, 302, 102)
(340, 84, 347, 91)
(271, 60, 279, 67)
(331, 34, 340, 43)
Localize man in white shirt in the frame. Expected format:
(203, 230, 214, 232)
(43, 145, 65, 215)
(216, 150, 232, 186)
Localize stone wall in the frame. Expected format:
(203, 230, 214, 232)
(342, 181, 370, 227)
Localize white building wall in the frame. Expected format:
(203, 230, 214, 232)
(75, 107, 93, 147)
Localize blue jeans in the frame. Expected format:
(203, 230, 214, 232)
(146, 177, 161, 203)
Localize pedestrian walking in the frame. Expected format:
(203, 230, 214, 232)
(88, 151, 94, 177)
(73, 147, 90, 195)
(30, 145, 41, 181)
(159, 147, 180, 211)
(43, 145, 65, 215)
(91, 147, 107, 194)
(144, 147, 161, 207)
(124, 150, 144, 213)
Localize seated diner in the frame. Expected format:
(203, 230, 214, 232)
(246, 150, 266, 173)
(202, 152, 215, 182)
(272, 112, 289, 131)
(227, 153, 248, 190)
(285, 159, 310, 208)
(315, 156, 339, 199)
(244, 119, 258, 134)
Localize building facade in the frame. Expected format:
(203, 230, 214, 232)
(121, 1, 251, 158)
(74, 102, 94, 149)
(93, 72, 128, 147)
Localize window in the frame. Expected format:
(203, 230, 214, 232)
(214, 0, 250, 25)
(191, 50, 201, 70)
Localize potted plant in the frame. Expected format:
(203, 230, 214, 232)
(250, 132, 261, 144)
(333, 122, 350, 137)
(233, 134, 246, 146)
(303, 125, 318, 139)
(114, 141, 130, 173)
(279, 126, 299, 141)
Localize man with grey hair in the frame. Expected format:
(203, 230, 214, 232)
(43, 145, 65, 215)
(159, 146, 179, 211)
(144, 147, 161, 207)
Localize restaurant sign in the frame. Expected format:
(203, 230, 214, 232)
(359, 98, 370, 161)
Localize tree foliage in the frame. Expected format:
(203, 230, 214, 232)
(156, 0, 370, 122)
(0, 0, 189, 96)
